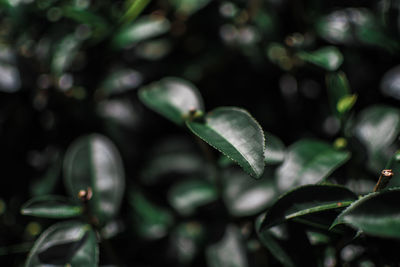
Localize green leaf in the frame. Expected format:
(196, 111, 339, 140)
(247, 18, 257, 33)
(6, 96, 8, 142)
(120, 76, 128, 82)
(325, 71, 352, 118)
(129, 190, 174, 239)
(169, 0, 212, 16)
(25, 221, 98, 267)
(100, 68, 143, 96)
(353, 105, 400, 172)
(222, 168, 277, 217)
(63, 134, 125, 225)
(260, 184, 357, 230)
(255, 213, 295, 267)
(187, 107, 265, 178)
(112, 16, 170, 49)
(31, 156, 62, 196)
(168, 179, 218, 216)
(206, 225, 248, 267)
(120, 0, 151, 25)
(297, 46, 343, 71)
(337, 94, 357, 115)
(276, 139, 350, 192)
(51, 34, 81, 75)
(264, 132, 285, 165)
(332, 189, 400, 238)
(139, 77, 204, 125)
(21, 195, 82, 219)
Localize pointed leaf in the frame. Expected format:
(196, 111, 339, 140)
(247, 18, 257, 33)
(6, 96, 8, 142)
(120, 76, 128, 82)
(326, 71, 352, 118)
(255, 213, 295, 267)
(63, 134, 125, 225)
(332, 189, 400, 238)
(260, 184, 357, 230)
(187, 107, 265, 178)
(277, 139, 350, 192)
(21, 196, 82, 219)
(297, 46, 343, 71)
(25, 221, 98, 267)
(139, 77, 204, 125)
(168, 179, 218, 216)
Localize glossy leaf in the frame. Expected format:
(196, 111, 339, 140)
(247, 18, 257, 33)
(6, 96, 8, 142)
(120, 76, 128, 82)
(129, 190, 174, 239)
(222, 168, 277, 217)
(255, 213, 295, 267)
(187, 107, 265, 178)
(381, 65, 400, 100)
(63, 134, 125, 225)
(297, 46, 343, 71)
(353, 105, 400, 171)
(139, 77, 204, 125)
(260, 185, 357, 230)
(112, 16, 170, 49)
(21, 196, 82, 219)
(332, 189, 400, 238)
(277, 139, 350, 192)
(169, 0, 212, 16)
(25, 221, 98, 267)
(168, 179, 218, 216)
(206, 225, 248, 267)
(264, 132, 285, 165)
(326, 71, 353, 118)
(51, 34, 80, 75)
(100, 69, 143, 96)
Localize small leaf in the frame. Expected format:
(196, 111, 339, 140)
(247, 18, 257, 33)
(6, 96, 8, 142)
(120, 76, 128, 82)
(63, 134, 125, 225)
(297, 46, 343, 71)
(260, 184, 357, 230)
(139, 77, 204, 125)
(326, 71, 352, 118)
(206, 225, 248, 267)
(264, 132, 285, 165)
(168, 179, 218, 216)
(21, 196, 82, 219)
(277, 139, 350, 192)
(222, 168, 277, 217)
(25, 221, 98, 267)
(112, 16, 170, 49)
(337, 94, 357, 115)
(187, 107, 265, 178)
(120, 0, 151, 25)
(51, 35, 81, 75)
(332, 189, 400, 238)
(129, 190, 174, 240)
(100, 69, 143, 96)
(255, 214, 295, 267)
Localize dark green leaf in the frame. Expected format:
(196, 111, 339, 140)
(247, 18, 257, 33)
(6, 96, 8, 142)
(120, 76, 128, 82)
(63, 134, 125, 225)
(381, 65, 400, 101)
(297, 46, 343, 71)
(206, 225, 248, 267)
(129, 190, 174, 239)
(326, 71, 354, 118)
(255, 213, 295, 267)
(169, 0, 212, 16)
(120, 0, 151, 25)
(332, 189, 400, 238)
(100, 69, 143, 96)
(21, 195, 82, 219)
(168, 179, 218, 216)
(51, 34, 81, 75)
(353, 105, 400, 172)
(31, 156, 62, 196)
(264, 132, 285, 165)
(276, 139, 350, 192)
(187, 107, 265, 178)
(26, 221, 98, 267)
(139, 77, 204, 125)
(222, 168, 277, 217)
(112, 16, 170, 49)
(260, 184, 357, 230)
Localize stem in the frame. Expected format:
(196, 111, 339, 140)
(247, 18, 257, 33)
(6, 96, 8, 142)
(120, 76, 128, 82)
(373, 169, 394, 192)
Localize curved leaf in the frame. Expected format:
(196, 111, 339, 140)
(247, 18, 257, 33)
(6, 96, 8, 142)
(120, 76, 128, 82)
(260, 184, 357, 230)
(168, 179, 218, 216)
(21, 195, 82, 219)
(331, 189, 400, 238)
(326, 71, 353, 118)
(277, 139, 350, 192)
(187, 107, 265, 178)
(26, 221, 98, 267)
(297, 46, 343, 71)
(63, 134, 125, 225)
(139, 77, 204, 125)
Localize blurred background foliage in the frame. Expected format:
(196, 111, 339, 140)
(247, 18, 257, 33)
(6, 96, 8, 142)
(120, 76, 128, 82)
(0, 0, 400, 266)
